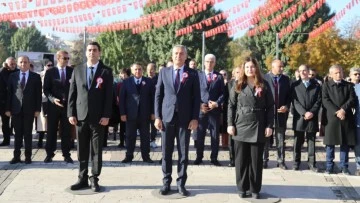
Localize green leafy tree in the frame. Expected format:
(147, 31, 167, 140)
(70, 33, 88, 67)
(0, 44, 9, 63)
(70, 37, 85, 67)
(97, 30, 149, 73)
(227, 37, 253, 69)
(141, 0, 231, 70)
(10, 27, 48, 55)
(0, 22, 18, 59)
(245, 1, 334, 69)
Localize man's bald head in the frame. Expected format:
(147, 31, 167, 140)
(5, 57, 17, 70)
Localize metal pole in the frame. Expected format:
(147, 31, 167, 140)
(83, 26, 86, 63)
(202, 31, 205, 71)
(276, 33, 279, 60)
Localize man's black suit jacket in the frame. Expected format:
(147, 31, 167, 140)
(198, 70, 225, 115)
(263, 73, 291, 128)
(43, 66, 73, 107)
(291, 79, 322, 132)
(119, 76, 154, 121)
(67, 62, 113, 124)
(6, 71, 42, 115)
(0, 67, 19, 113)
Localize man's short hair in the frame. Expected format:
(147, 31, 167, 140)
(298, 64, 309, 71)
(172, 45, 187, 55)
(56, 50, 69, 57)
(205, 54, 216, 61)
(349, 67, 360, 75)
(131, 62, 143, 69)
(17, 55, 30, 62)
(329, 64, 343, 73)
(88, 41, 101, 52)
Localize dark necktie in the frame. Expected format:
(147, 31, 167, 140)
(20, 72, 26, 90)
(207, 73, 212, 88)
(274, 76, 279, 108)
(60, 68, 66, 86)
(89, 67, 94, 86)
(174, 69, 180, 92)
(136, 79, 141, 93)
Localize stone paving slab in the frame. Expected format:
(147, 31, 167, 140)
(1, 119, 360, 202)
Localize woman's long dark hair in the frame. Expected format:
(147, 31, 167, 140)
(235, 57, 264, 93)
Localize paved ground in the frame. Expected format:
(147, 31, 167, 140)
(1, 118, 360, 202)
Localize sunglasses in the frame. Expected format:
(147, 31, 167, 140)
(62, 57, 70, 60)
(46, 64, 53, 67)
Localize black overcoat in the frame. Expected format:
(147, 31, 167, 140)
(322, 80, 356, 145)
(291, 79, 322, 132)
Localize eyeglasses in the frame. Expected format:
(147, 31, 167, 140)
(62, 57, 70, 60)
(46, 64, 53, 67)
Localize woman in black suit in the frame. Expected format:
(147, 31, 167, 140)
(227, 57, 274, 199)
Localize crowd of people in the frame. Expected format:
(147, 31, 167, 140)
(0, 42, 360, 199)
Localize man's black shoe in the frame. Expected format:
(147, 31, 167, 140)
(325, 167, 334, 174)
(44, 155, 53, 163)
(37, 140, 43, 148)
(293, 163, 300, 171)
(252, 193, 260, 199)
(121, 157, 133, 163)
(263, 161, 268, 169)
(239, 192, 246, 198)
(193, 158, 203, 165)
(178, 186, 190, 196)
(143, 157, 154, 163)
(10, 158, 21, 164)
(308, 164, 318, 172)
(342, 167, 351, 175)
(211, 159, 222, 166)
(64, 157, 74, 164)
(70, 180, 89, 190)
(90, 178, 100, 192)
(25, 158, 32, 164)
(277, 162, 288, 170)
(159, 185, 170, 195)
(228, 162, 235, 167)
(0, 141, 10, 146)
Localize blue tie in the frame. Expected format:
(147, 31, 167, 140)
(304, 81, 309, 88)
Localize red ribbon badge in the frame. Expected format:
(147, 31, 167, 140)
(96, 77, 103, 89)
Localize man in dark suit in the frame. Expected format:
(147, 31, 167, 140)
(120, 63, 154, 163)
(6, 56, 41, 164)
(263, 59, 291, 170)
(0, 57, 19, 146)
(291, 64, 321, 172)
(43, 50, 74, 164)
(322, 65, 356, 175)
(193, 54, 224, 166)
(68, 42, 113, 192)
(155, 45, 200, 197)
(146, 62, 158, 149)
